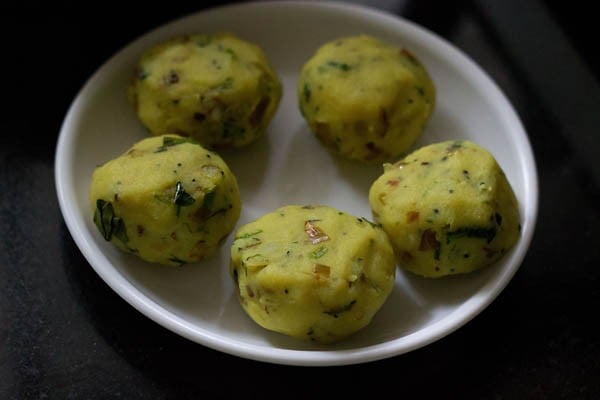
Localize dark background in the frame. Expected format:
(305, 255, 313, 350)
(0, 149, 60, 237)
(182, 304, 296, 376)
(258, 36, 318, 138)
(1, 0, 599, 398)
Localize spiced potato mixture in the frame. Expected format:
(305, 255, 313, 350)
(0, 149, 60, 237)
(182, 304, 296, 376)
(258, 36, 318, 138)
(369, 140, 520, 278)
(90, 135, 241, 266)
(298, 35, 435, 163)
(230, 205, 395, 343)
(88, 29, 521, 343)
(129, 33, 282, 148)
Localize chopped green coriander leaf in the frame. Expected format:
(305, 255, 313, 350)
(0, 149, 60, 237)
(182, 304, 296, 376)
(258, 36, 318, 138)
(326, 61, 351, 71)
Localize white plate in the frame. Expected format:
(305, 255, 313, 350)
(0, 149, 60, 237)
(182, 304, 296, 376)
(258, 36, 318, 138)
(55, 1, 538, 366)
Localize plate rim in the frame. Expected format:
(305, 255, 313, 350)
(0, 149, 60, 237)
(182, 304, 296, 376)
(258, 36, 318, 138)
(54, 0, 539, 366)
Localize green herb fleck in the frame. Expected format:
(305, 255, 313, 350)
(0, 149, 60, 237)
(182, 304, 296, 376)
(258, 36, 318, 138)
(112, 217, 129, 243)
(94, 199, 113, 241)
(202, 190, 215, 210)
(237, 230, 263, 239)
(447, 141, 463, 152)
(245, 254, 268, 269)
(303, 83, 311, 102)
(174, 181, 195, 216)
(225, 48, 237, 59)
(215, 77, 234, 90)
(93, 199, 128, 243)
(138, 69, 149, 80)
(195, 35, 212, 47)
(446, 227, 497, 243)
(155, 136, 190, 153)
(310, 246, 328, 259)
(195, 191, 216, 221)
(326, 61, 351, 71)
(236, 237, 262, 250)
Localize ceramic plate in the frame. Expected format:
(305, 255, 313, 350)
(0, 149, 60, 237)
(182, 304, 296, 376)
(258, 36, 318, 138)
(55, 1, 538, 366)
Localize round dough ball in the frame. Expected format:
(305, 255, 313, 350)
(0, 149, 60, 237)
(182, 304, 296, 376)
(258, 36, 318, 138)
(129, 33, 282, 148)
(230, 205, 395, 343)
(369, 140, 520, 278)
(298, 35, 435, 163)
(90, 134, 241, 266)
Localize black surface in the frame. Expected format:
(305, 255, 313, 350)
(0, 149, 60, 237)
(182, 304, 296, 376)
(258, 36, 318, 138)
(2, 1, 599, 398)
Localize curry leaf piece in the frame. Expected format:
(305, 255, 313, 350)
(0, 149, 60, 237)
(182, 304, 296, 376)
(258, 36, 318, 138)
(112, 217, 129, 244)
(154, 136, 190, 153)
(174, 181, 195, 216)
(93, 199, 114, 241)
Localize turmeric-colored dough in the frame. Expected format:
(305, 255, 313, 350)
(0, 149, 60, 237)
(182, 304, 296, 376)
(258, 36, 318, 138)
(230, 205, 395, 343)
(90, 134, 241, 266)
(298, 35, 435, 163)
(369, 140, 520, 277)
(129, 33, 282, 148)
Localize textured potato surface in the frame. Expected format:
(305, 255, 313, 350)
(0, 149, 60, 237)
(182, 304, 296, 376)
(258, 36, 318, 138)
(298, 35, 435, 163)
(230, 205, 396, 343)
(369, 140, 520, 277)
(90, 135, 241, 266)
(129, 33, 282, 148)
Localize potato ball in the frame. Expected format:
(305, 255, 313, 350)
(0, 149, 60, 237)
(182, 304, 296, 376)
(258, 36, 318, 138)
(230, 205, 396, 343)
(129, 33, 282, 148)
(369, 140, 520, 278)
(298, 34, 435, 163)
(90, 134, 241, 266)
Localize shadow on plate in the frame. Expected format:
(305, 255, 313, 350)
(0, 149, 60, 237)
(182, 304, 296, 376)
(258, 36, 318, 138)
(276, 125, 380, 214)
(216, 129, 272, 203)
(277, 103, 468, 219)
(60, 223, 261, 382)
